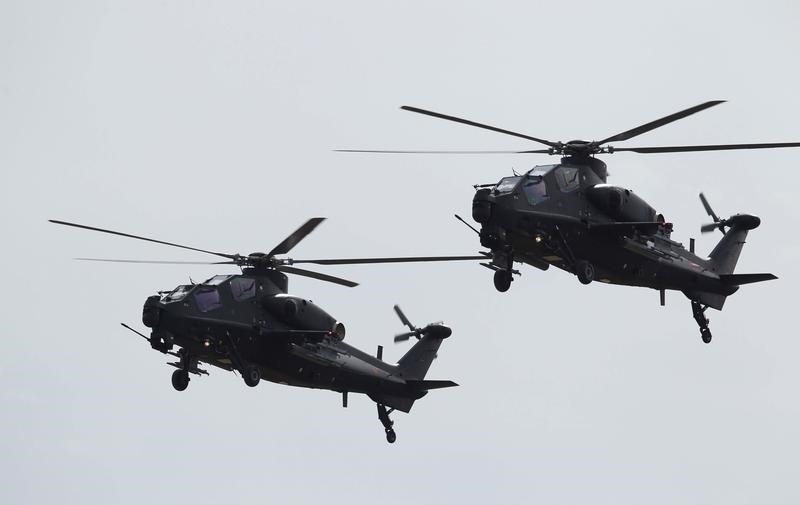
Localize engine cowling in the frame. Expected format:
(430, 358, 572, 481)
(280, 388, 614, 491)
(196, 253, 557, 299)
(586, 184, 657, 222)
(261, 294, 344, 339)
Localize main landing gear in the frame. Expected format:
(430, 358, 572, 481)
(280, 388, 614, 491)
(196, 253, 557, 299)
(222, 332, 261, 387)
(575, 260, 595, 285)
(493, 270, 512, 292)
(691, 301, 713, 343)
(169, 348, 207, 391)
(168, 334, 262, 391)
(552, 225, 595, 285)
(172, 369, 189, 391)
(377, 404, 397, 444)
(488, 247, 517, 293)
(243, 365, 261, 387)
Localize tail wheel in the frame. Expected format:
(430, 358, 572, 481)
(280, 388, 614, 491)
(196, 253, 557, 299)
(385, 429, 397, 444)
(701, 329, 712, 344)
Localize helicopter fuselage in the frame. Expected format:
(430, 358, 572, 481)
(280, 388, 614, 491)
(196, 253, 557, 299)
(142, 270, 433, 404)
(472, 158, 746, 300)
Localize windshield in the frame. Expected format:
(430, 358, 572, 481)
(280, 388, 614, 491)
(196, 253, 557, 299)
(529, 165, 556, 177)
(162, 285, 193, 302)
(554, 165, 580, 192)
(522, 175, 549, 205)
(194, 287, 222, 312)
(203, 274, 233, 286)
(495, 176, 521, 193)
(231, 276, 257, 301)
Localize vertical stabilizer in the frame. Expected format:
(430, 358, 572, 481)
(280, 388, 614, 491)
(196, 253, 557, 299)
(707, 214, 761, 274)
(397, 332, 447, 380)
(708, 227, 749, 274)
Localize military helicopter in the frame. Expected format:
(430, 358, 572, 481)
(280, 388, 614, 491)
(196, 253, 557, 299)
(341, 101, 796, 343)
(50, 218, 482, 443)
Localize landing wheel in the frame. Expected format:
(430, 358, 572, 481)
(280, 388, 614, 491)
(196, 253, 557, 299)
(385, 429, 397, 444)
(691, 301, 713, 344)
(493, 270, 512, 292)
(171, 369, 189, 391)
(243, 365, 261, 387)
(576, 260, 595, 285)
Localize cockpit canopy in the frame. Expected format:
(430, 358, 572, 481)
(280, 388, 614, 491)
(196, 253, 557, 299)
(492, 164, 581, 206)
(157, 274, 343, 337)
(161, 274, 259, 312)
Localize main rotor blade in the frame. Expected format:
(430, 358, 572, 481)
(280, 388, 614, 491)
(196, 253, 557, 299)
(268, 218, 326, 257)
(74, 258, 236, 265)
(401, 106, 557, 148)
(292, 255, 485, 265)
(49, 220, 237, 260)
(335, 149, 551, 154)
(277, 265, 358, 287)
(598, 101, 725, 145)
(612, 142, 800, 154)
(393, 304, 414, 331)
(698, 193, 719, 222)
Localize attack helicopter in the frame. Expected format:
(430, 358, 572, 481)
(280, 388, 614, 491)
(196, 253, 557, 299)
(50, 218, 483, 443)
(341, 101, 795, 343)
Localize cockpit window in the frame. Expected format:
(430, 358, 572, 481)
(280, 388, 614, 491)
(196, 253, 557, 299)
(495, 176, 521, 193)
(230, 277, 256, 301)
(194, 288, 222, 312)
(529, 165, 556, 177)
(554, 166, 580, 192)
(204, 275, 233, 286)
(522, 175, 549, 205)
(163, 285, 192, 302)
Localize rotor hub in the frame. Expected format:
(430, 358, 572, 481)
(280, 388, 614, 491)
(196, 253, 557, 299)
(241, 252, 285, 270)
(547, 140, 604, 157)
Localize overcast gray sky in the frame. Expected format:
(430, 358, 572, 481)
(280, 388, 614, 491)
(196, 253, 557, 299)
(2, 1, 799, 503)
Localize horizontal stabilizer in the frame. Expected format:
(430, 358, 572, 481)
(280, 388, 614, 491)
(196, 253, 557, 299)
(406, 379, 459, 390)
(719, 273, 778, 285)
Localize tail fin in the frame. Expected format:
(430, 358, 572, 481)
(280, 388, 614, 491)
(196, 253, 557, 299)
(690, 213, 773, 310)
(708, 214, 761, 274)
(374, 308, 455, 413)
(397, 333, 447, 380)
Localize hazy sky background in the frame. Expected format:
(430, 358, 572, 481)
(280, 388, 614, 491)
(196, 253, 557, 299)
(2, 1, 799, 503)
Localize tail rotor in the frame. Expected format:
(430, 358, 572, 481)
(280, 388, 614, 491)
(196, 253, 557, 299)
(699, 193, 762, 234)
(699, 193, 727, 234)
(392, 305, 452, 343)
